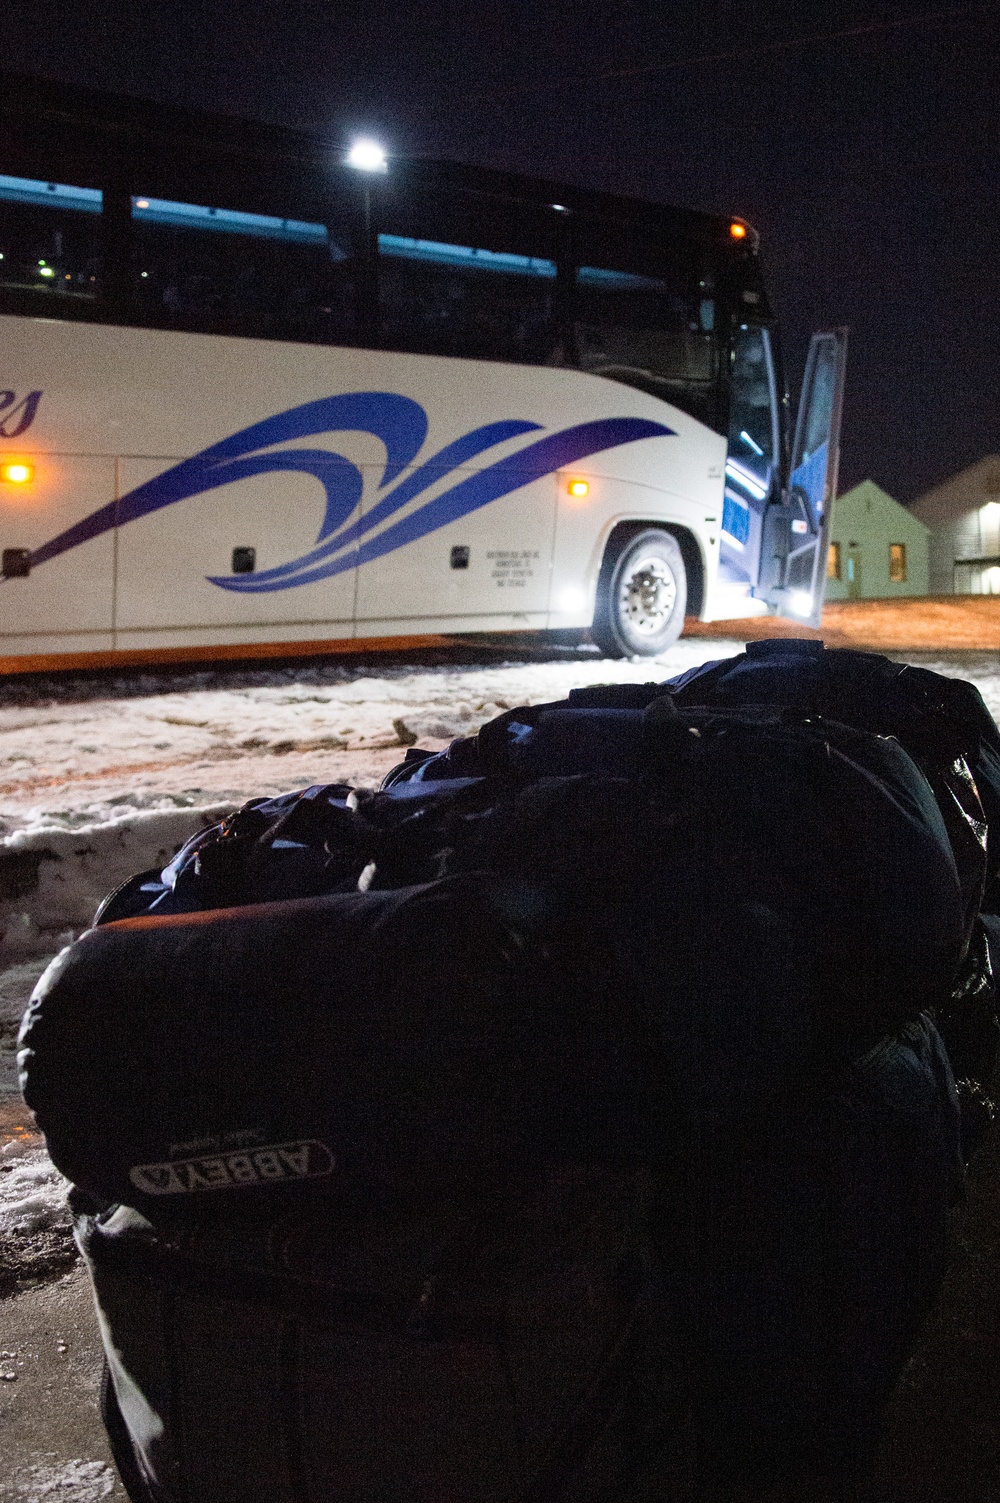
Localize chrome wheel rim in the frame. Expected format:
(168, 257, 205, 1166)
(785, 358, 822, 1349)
(619, 555, 677, 635)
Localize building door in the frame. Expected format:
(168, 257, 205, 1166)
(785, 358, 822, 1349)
(847, 546, 862, 599)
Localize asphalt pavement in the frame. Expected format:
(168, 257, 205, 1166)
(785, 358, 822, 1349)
(1, 1263, 128, 1502)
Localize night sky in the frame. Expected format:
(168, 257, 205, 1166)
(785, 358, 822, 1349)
(4, 0, 996, 502)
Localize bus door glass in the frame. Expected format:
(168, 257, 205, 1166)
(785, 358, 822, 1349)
(720, 324, 779, 591)
(758, 328, 848, 626)
(354, 182, 561, 629)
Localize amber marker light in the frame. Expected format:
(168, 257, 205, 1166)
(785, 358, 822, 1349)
(567, 478, 589, 498)
(729, 222, 748, 240)
(0, 461, 33, 485)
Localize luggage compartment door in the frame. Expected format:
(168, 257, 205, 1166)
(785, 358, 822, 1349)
(0, 454, 115, 658)
(759, 328, 847, 628)
(114, 457, 357, 652)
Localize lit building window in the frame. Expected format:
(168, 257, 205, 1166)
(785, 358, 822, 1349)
(827, 542, 841, 580)
(889, 543, 907, 583)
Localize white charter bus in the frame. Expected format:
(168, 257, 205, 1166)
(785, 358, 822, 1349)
(0, 74, 846, 672)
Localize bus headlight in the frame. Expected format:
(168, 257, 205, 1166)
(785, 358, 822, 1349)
(788, 590, 813, 616)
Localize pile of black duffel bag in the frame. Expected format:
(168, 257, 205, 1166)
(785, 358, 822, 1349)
(17, 638, 1000, 1502)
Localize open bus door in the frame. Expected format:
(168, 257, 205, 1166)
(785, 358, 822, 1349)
(759, 328, 848, 628)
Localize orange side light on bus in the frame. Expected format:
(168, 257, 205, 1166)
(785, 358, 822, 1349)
(729, 222, 748, 240)
(567, 478, 589, 498)
(0, 461, 34, 485)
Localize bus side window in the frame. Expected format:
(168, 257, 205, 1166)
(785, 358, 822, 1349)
(0, 175, 103, 301)
(375, 184, 560, 364)
(570, 217, 715, 421)
(131, 195, 358, 344)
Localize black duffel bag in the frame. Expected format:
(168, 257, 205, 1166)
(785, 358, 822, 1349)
(659, 637, 1000, 1147)
(384, 637, 1000, 1146)
(19, 693, 967, 1501)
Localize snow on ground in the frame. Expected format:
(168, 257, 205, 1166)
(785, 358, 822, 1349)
(0, 1137, 70, 1238)
(0, 1135, 75, 1297)
(9, 1459, 117, 1502)
(0, 640, 999, 958)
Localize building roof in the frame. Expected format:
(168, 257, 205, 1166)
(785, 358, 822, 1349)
(910, 456, 1000, 528)
(833, 479, 929, 531)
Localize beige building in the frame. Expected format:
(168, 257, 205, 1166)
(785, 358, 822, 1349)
(910, 457, 1000, 595)
(825, 480, 929, 601)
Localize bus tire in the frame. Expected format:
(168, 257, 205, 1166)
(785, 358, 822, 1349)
(591, 528, 687, 658)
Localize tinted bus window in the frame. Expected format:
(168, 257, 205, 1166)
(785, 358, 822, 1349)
(0, 175, 102, 300)
(571, 217, 715, 419)
(131, 194, 358, 343)
(375, 184, 561, 364)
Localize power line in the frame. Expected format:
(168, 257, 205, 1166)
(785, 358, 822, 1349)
(464, 3, 997, 104)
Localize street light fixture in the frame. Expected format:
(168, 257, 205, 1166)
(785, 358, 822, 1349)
(345, 139, 387, 173)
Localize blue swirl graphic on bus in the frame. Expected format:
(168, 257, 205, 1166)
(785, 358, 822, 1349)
(0, 389, 42, 439)
(27, 392, 674, 588)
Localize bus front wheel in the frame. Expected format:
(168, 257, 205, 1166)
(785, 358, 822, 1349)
(591, 529, 687, 658)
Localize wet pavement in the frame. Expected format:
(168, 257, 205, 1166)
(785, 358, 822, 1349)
(2, 974, 126, 1501)
(1, 1264, 127, 1502)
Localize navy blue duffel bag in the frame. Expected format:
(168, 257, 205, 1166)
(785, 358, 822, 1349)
(19, 685, 969, 1501)
(386, 637, 1000, 1143)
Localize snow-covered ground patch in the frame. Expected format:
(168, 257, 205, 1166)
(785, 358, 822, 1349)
(10, 1459, 117, 1502)
(0, 803, 237, 958)
(0, 1137, 70, 1236)
(0, 1136, 75, 1296)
